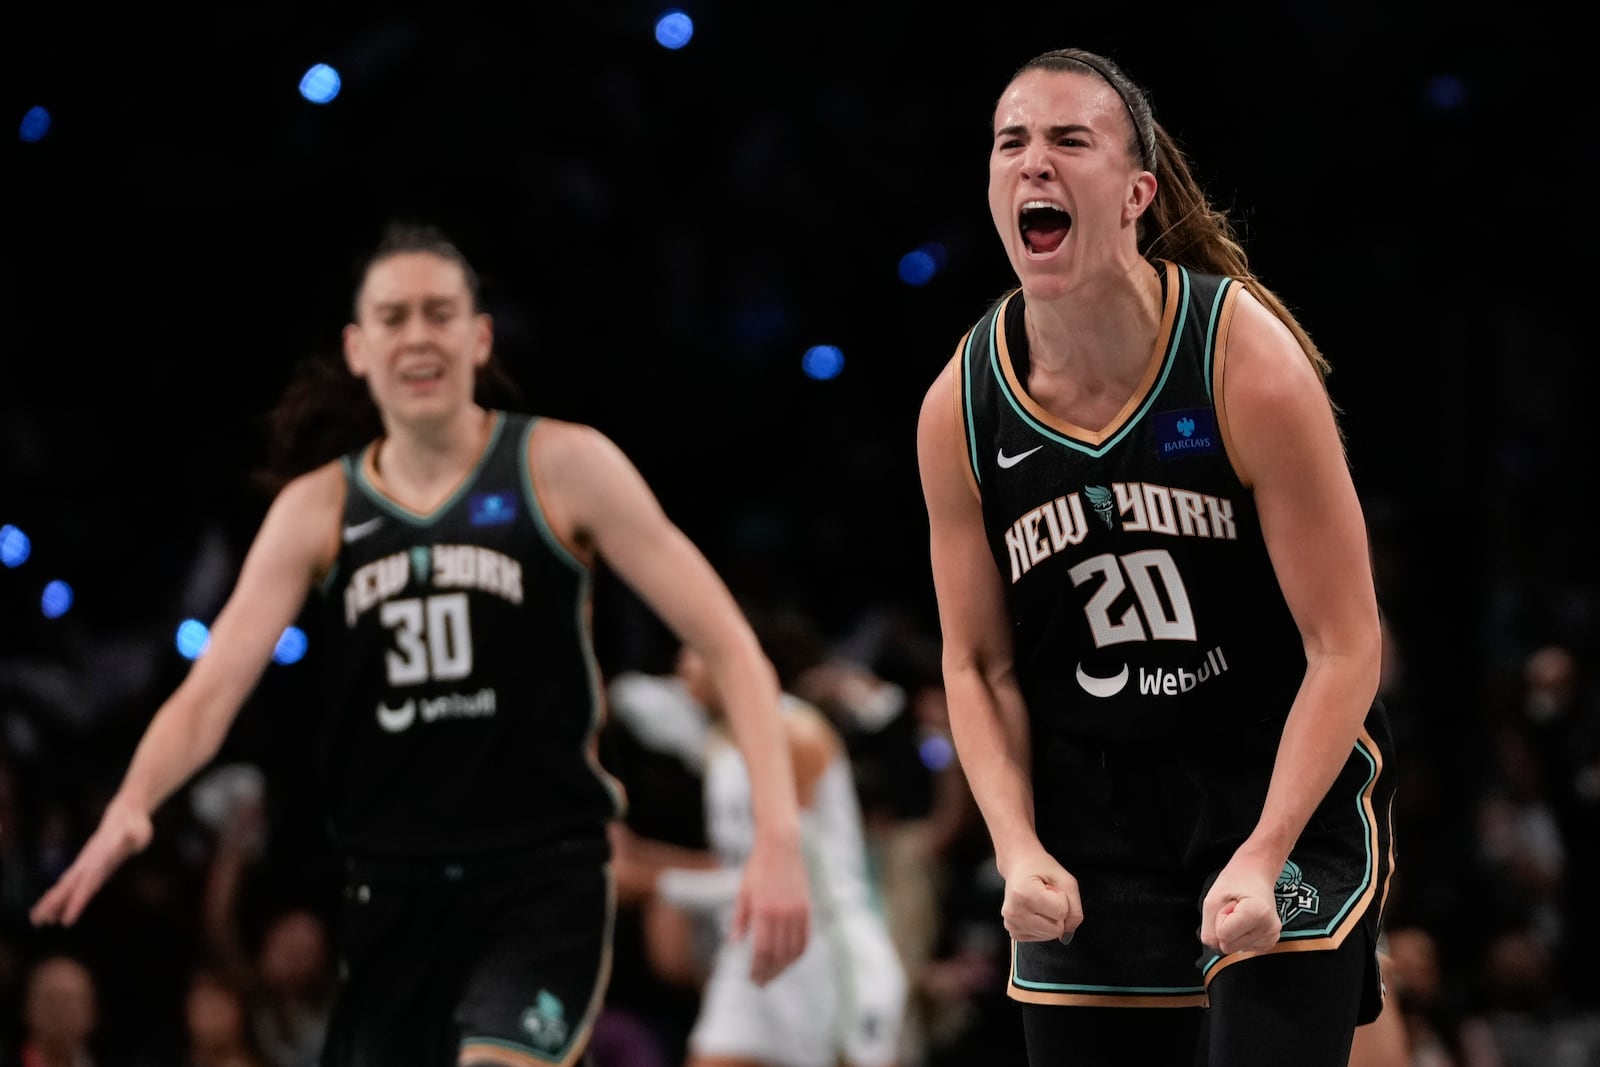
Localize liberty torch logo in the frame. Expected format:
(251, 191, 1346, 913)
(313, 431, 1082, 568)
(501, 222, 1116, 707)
(1274, 860, 1321, 924)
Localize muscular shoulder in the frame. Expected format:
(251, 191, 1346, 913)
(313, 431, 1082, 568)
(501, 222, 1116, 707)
(263, 461, 346, 556)
(258, 459, 346, 581)
(1218, 288, 1342, 485)
(917, 357, 958, 434)
(527, 417, 646, 494)
(1220, 289, 1327, 411)
(528, 416, 610, 465)
(918, 342, 980, 504)
(275, 458, 347, 512)
(526, 417, 657, 561)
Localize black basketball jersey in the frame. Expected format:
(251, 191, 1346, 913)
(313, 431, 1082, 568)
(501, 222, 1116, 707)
(957, 260, 1307, 743)
(315, 410, 622, 858)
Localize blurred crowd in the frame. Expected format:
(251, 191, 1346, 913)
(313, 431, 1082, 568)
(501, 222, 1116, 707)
(1, 575, 1599, 1066)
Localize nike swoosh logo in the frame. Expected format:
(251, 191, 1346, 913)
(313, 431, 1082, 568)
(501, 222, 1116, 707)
(996, 445, 1044, 469)
(1075, 662, 1130, 698)
(342, 516, 385, 543)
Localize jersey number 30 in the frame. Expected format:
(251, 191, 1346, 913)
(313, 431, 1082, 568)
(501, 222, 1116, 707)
(379, 593, 474, 684)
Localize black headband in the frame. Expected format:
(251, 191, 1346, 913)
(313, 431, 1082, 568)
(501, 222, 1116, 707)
(1068, 54, 1154, 171)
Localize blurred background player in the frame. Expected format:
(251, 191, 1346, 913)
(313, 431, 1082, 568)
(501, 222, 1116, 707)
(611, 625, 909, 1067)
(27, 222, 811, 1066)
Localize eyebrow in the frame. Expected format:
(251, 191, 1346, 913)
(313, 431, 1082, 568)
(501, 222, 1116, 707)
(372, 295, 460, 314)
(995, 123, 1094, 140)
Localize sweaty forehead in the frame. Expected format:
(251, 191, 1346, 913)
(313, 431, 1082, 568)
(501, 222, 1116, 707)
(993, 69, 1122, 133)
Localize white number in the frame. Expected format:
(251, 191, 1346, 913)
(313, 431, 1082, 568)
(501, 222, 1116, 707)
(381, 599, 428, 685)
(379, 593, 473, 684)
(425, 593, 472, 680)
(1067, 549, 1196, 648)
(1068, 555, 1145, 646)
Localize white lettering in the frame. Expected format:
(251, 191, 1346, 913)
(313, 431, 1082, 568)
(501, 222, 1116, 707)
(1023, 508, 1049, 567)
(420, 688, 497, 722)
(1007, 484, 1238, 587)
(1005, 494, 1092, 583)
(1005, 523, 1031, 582)
(1142, 484, 1177, 536)
(432, 545, 524, 604)
(1172, 489, 1209, 537)
(1051, 495, 1090, 549)
(1207, 497, 1236, 540)
(346, 552, 410, 627)
(1136, 647, 1229, 697)
(1111, 483, 1239, 542)
(1116, 483, 1149, 531)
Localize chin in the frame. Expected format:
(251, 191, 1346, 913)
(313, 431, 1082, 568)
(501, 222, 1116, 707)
(1015, 265, 1076, 302)
(389, 393, 462, 422)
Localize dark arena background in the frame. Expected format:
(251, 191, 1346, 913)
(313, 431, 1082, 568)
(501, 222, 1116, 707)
(4, 2, 1597, 1064)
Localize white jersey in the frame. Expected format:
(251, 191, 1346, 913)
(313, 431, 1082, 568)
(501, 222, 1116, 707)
(666, 696, 907, 1067)
(703, 697, 880, 925)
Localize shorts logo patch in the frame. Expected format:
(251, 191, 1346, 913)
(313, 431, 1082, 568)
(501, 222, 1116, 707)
(520, 989, 569, 1054)
(1274, 860, 1320, 924)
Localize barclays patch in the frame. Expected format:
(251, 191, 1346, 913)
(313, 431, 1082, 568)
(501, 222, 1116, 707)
(1154, 408, 1218, 459)
(469, 490, 518, 526)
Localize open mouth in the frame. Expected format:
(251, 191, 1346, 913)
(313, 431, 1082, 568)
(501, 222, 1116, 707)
(1020, 201, 1071, 255)
(400, 366, 444, 383)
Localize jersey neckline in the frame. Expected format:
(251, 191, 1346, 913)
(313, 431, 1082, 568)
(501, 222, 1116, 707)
(993, 259, 1185, 450)
(351, 409, 509, 525)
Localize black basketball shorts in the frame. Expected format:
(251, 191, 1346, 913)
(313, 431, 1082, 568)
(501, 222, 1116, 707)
(321, 838, 614, 1066)
(1011, 703, 1396, 1022)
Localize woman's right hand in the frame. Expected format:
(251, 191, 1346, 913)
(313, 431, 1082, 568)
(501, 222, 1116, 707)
(29, 795, 153, 927)
(999, 843, 1083, 944)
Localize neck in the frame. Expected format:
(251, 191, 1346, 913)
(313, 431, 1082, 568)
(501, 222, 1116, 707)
(374, 405, 493, 495)
(1024, 256, 1162, 375)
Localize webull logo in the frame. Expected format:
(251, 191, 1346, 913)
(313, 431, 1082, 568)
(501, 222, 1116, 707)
(375, 688, 497, 733)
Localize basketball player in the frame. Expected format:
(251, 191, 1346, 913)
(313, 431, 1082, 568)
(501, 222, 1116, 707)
(31, 222, 811, 1066)
(615, 641, 909, 1067)
(915, 48, 1397, 1066)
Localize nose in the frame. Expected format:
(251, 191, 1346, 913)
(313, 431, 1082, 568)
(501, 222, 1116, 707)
(398, 309, 432, 346)
(1020, 143, 1052, 182)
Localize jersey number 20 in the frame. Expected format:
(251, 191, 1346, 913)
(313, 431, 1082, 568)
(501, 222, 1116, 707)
(1068, 549, 1197, 647)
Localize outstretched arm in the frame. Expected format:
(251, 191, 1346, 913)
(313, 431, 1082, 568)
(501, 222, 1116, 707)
(529, 419, 809, 985)
(31, 464, 341, 927)
(917, 361, 1080, 944)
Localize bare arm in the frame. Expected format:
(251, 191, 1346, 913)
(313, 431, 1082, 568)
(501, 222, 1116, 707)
(31, 464, 342, 926)
(530, 419, 809, 984)
(916, 362, 1080, 942)
(1202, 292, 1384, 954)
